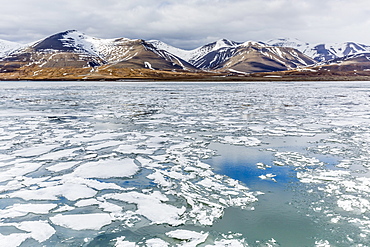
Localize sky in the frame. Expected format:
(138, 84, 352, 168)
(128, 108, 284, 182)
(1, 0, 370, 49)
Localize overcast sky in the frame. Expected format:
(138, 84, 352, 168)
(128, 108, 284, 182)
(1, 0, 370, 49)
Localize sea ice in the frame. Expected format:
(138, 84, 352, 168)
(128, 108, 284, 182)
(0, 162, 44, 182)
(220, 136, 261, 146)
(104, 191, 186, 226)
(12, 144, 59, 157)
(114, 144, 156, 154)
(0, 221, 55, 246)
(34, 147, 79, 160)
(5, 182, 97, 201)
(166, 230, 209, 247)
(0, 203, 57, 218)
(259, 173, 277, 182)
(46, 161, 80, 172)
(14, 221, 55, 242)
(4, 82, 370, 246)
(50, 213, 112, 230)
(145, 238, 169, 247)
(0, 233, 29, 247)
(114, 236, 138, 247)
(85, 140, 122, 151)
(72, 158, 139, 178)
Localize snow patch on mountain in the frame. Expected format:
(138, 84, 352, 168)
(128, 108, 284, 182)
(240, 41, 265, 47)
(266, 38, 370, 62)
(149, 38, 240, 63)
(0, 39, 23, 57)
(59, 30, 139, 62)
(148, 40, 195, 62)
(264, 38, 309, 50)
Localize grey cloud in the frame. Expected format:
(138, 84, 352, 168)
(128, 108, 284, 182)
(1, 0, 370, 49)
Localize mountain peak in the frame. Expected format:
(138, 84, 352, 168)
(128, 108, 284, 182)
(31, 30, 84, 51)
(240, 41, 265, 47)
(265, 38, 309, 48)
(211, 38, 239, 51)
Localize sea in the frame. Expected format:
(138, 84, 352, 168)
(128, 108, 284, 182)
(0, 81, 370, 246)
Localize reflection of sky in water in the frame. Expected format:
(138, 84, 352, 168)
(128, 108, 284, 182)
(207, 143, 290, 185)
(205, 143, 318, 246)
(207, 137, 315, 186)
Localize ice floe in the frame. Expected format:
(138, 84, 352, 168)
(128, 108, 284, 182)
(220, 136, 261, 146)
(0, 221, 55, 246)
(104, 191, 186, 226)
(0, 203, 56, 218)
(50, 213, 112, 230)
(72, 158, 139, 178)
(166, 229, 209, 246)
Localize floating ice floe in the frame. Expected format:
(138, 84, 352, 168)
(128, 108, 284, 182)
(72, 158, 139, 178)
(256, 162, 271, 170)
(34, 147, 80, 160)
(275, 151, 325, 167)
(0, 203, 56, 219)
(46, 161, 80, 172)
(259, 173, 277, 182)
(4, 181, 97, 201)
(166, 230, 209, 247)
(145, 238, 169, 247)
(104, 191, 186, 226)
(0, 221, 55, 246)
(220, 136, 261, 146)
(315, 240, 331, 247)
(50, 213, 112, 230)
(114, 236, 138, 247)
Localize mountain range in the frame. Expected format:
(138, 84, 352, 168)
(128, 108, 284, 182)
(1, 30, 370, 80)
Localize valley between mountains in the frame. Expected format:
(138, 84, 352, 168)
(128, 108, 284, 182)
(1, 30, 370, 81)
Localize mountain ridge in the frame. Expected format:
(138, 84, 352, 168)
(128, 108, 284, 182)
(265, 38, 370, 62)
(1, 30, 195, 71)
(2, 30, 370, 80)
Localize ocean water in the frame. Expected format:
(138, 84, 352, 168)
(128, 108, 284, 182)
(0, 81, 370, 246)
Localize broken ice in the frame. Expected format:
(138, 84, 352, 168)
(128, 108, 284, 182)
(1, 81, 370, 246)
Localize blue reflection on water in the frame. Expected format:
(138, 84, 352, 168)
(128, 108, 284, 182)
(205, 142, 298, 190)
(204, 142, 320, 246)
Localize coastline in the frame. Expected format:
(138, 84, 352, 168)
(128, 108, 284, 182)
(2, 68, 370, 82)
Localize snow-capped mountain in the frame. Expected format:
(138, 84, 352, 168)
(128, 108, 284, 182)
(3, 30, 370, 76)
(316, 52, 370, 73)
(211, 41, 315, 73)
(306, 42, 370, 62)
(2, 30, 194, 70)
(150, 39, 314, 72)
(264, 38, 309, 50)
(149, 38, 241, 65)
(266, 38, 370, 62)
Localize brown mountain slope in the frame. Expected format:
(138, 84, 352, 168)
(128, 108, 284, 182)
(216, 42, 315, 73)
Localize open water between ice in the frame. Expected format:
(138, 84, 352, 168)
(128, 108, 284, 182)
(1, 81, 370, 246)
